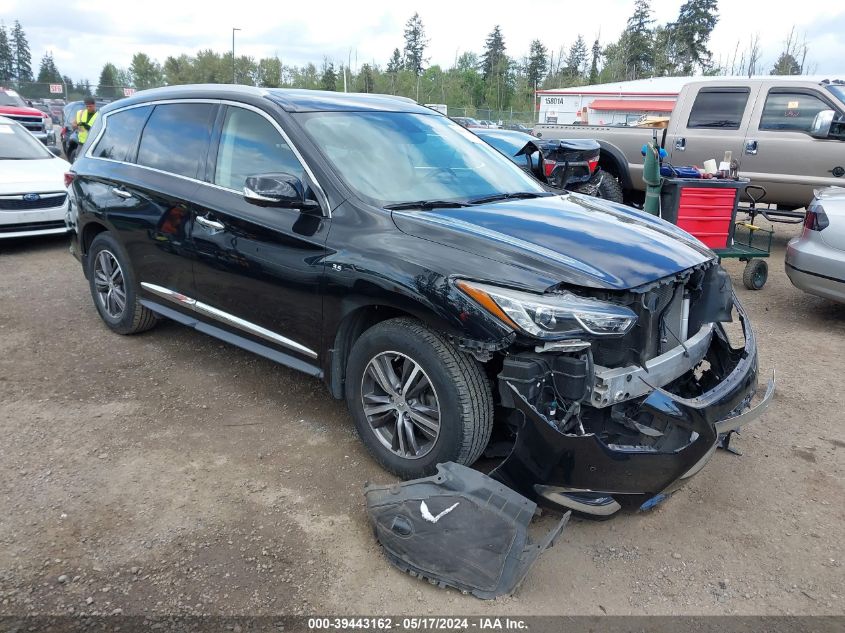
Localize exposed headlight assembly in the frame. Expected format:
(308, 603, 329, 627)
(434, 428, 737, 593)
(456, 280, 637, 339)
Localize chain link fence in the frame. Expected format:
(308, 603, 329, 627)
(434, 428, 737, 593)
(4, 81, 539, 128)
(449, 107, 537, 127)
(1, 81, 140, 124)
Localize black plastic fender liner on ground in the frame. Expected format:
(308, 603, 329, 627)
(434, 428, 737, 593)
(364, 462, 571, 600)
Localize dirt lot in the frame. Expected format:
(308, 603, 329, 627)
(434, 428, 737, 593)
(0, 220, 843, 618)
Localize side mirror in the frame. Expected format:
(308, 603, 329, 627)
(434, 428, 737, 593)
(809, 110, 835, 139)
(243, 173, 321, 212)
(48, 145, 62, 157)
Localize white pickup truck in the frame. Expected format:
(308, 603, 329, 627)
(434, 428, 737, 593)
(532, 77, 845, 211)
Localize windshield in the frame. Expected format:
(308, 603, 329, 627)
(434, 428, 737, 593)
(0, 90, 27, 107)
(0, 122, 52, 159)
(298, 111, 546, 207)
(826, 85, 845, 106)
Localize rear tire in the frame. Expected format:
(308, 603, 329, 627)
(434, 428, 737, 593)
(596, 173, 625, 203)
(345, 317, 493, 479)
(87, 232, 158, 335)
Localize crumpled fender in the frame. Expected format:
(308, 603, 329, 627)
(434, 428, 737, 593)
(364, 462, 570, 600)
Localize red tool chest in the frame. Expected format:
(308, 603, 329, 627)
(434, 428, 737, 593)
(659, 178, 748, 249)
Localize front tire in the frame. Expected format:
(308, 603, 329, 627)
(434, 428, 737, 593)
(87, 232, 158, 335)
(345, 318, 493, 479)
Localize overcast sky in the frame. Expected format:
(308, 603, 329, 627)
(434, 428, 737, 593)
(1, 0, 842, 84)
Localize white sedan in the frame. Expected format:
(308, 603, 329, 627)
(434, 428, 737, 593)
(785, 187, 845, 303)
(0, 115, 71, 239)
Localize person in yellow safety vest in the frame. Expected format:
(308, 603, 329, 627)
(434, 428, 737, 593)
(73, 97, 98, 145)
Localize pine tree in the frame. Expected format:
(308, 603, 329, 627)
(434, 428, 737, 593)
(11, 20, 33, 83)
(652, 25, 680, 77)
(480, 25, 506, 80)
(770, 28, 807, 76)
(565, 35, 588, 80)
(34, 52, 62, 97)
(97, 63, 120, 98)
(588, 37, 601, 84)
(526, 39, 548, 89)
(672, 0, 719, 74)
(771, 53, 801, 75)
(386, 48, 402, 74)
(320, 59, 337, 91)
(0, 23, 14, 82)
(357, 63, 375, 93)
(62, 75, 74, 93)
(623, 0, 654, 80)
(403, 13, 428, 76)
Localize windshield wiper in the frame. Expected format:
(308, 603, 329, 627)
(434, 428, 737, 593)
(384, 200, 469, 210)
(468, 191, 551, 205)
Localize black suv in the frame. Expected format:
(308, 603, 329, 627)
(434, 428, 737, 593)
(67, 85, 773, 516)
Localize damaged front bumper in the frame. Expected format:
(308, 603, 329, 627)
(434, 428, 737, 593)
(491, 297, 775, 515)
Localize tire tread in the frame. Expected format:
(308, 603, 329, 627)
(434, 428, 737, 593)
(88, 233, 158, 335)
(348, 317, 493, 476)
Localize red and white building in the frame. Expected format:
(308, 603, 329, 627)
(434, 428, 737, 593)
(536, 77, 688, 125)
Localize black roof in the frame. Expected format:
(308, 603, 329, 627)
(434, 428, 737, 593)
(99, 84, 433, 115)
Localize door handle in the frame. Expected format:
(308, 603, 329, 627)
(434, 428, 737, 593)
(111, 186, 132, 199)
(195, 214, 225, 231)
(674, 137, 686, 151)
(745, 140, 758, 155)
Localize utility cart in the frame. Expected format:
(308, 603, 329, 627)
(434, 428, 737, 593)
(660, 178, 773, 290)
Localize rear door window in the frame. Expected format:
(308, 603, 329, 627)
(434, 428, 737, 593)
(136, 103, 217, 179)
(759, 91, 832, 132)
(92, 106, 151, 162)
(687, 89, 750, 129)
(213, 107, 304, 191)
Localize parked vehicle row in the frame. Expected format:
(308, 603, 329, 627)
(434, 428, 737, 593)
(533, 77, 845, 212)
(0, 116, 70, 239)
(64, 85, 773, 517)
(0, 87, 57, 147)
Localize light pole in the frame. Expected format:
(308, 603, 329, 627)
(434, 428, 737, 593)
(232, 27, 241, 84)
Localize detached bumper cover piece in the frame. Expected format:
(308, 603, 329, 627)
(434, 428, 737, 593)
(364, 462, 570, 600)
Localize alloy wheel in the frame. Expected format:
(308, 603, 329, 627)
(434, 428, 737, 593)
(93, 249, 127, 319)
(360, 351, 441, 459)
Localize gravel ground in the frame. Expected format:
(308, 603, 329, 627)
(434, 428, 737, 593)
(0, 220, 843, 617)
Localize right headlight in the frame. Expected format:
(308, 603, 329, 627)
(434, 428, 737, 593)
(456, 280, 637, 339)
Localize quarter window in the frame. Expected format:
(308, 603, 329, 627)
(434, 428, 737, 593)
(759, 91, 831, 132)
(687, 89, 750, 130)
(214, 107, 304, 191)
(92, 106, 151, 162)
(136, 103, 217, 179)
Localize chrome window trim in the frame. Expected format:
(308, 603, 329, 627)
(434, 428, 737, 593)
(85, 98, 331, 217)
(140, 282, 318, 359)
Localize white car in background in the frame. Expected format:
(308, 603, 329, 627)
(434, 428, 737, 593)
(0, 115, 70, 239)
(785, 187, 845, 303)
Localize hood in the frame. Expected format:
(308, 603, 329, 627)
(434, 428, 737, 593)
(0, 105, 48, 118)
(0, 156, 70, 195)
(392, 193, 714, 291)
